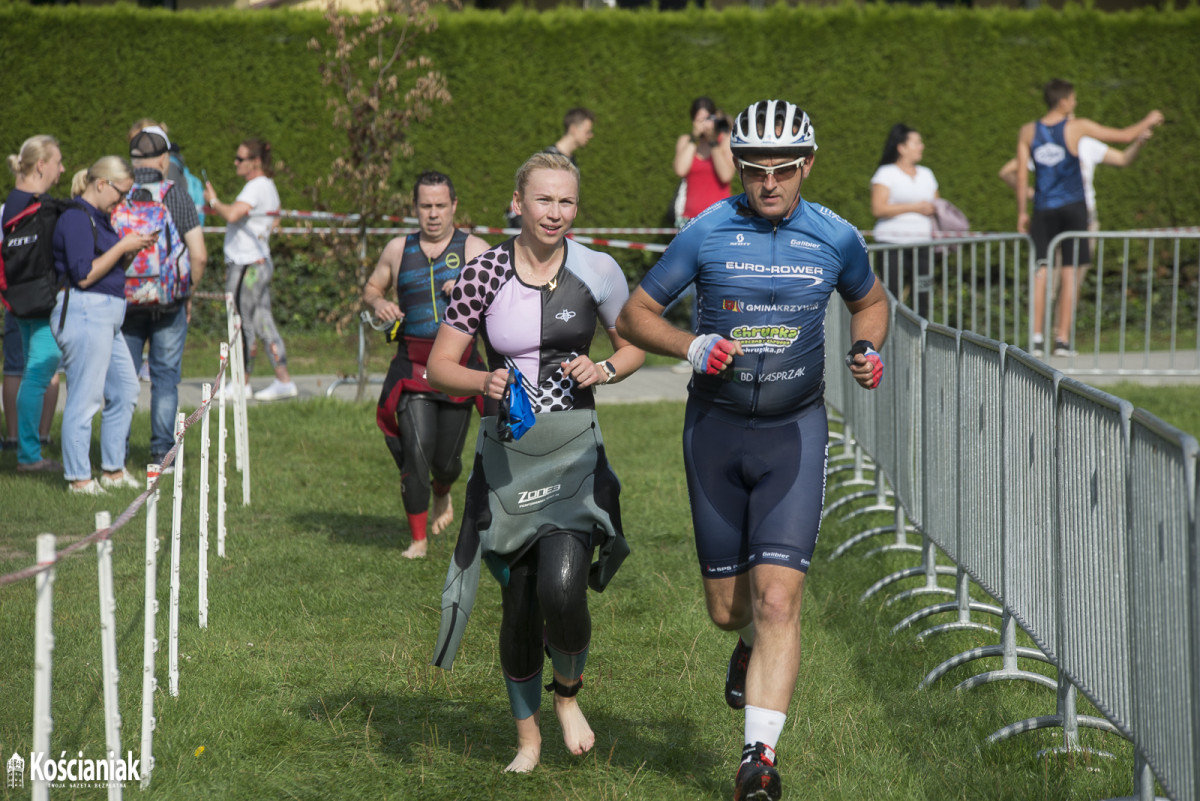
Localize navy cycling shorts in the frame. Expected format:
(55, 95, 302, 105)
(682, 398, 828, 578)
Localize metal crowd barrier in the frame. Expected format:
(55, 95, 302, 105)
(870, 231, 1200, 379)
(822, 274, 1199, 800)
(1041, 231, 1200, 378)
(870, 234, 1031, 347)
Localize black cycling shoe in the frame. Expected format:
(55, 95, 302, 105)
(734, 742, 781, 801)
(725, 637, 752, 710)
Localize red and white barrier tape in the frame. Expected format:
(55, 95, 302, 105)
(197, 224, 671, 253)
(204, 206, 418, 224)
(566, 233, 668, 252)
(571, 227, 676, 236)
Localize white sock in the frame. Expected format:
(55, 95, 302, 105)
(738, 622, 757, 649)
(744, 704, 786, 753)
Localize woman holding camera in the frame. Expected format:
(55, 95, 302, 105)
(673, 96, 736, 228)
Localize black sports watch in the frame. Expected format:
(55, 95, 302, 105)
(600, 360, 617, 384)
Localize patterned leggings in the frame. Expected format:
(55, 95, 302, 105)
(226, 258, 287, 371)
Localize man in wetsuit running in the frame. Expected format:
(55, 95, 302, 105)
(363, 171, 491, 558)
(617, 99, 889, 801)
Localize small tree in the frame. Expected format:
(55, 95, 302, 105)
(308, 0, 454, 398)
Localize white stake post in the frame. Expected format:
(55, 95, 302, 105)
(199, 382, 212, 628)
(140, 464, 160, 789)
(32, 533, 56, 801)
(238, 327, 251, 507)
(231, 311, 251, 506)
(217, 345, 229, 559)
(226, 302, 245, 474)
(169, 413, 185, 697)
(95, 511, 123, 801)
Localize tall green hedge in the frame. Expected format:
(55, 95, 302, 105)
(3, 3, 1198, 331)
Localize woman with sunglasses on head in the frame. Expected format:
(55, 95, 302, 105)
(50, 157, 158, 494)
(204, 138, 295, 402)
(870, 123, 939, 319)
(426, 151, 643, 774)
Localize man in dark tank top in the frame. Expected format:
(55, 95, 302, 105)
(362, 171, 490, 559)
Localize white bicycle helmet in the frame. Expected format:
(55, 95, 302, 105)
(731, 100, 817, 156)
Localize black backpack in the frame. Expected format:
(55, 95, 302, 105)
(0, 195, 73, 318)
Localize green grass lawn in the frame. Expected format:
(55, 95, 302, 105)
(0, 394, 1186, 800)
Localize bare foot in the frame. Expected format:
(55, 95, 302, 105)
(554, 692, 594, 756)
(504, 746, 540, 773)
(430, 493, 454, 536)
(505, 714, 541, 773)
(401, 539, 427, 559)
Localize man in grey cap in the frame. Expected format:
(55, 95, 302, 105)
(121, 122, 207, 470)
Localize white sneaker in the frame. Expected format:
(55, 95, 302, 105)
(138, 361, 151, 382)
(68, 479, 107, 496)
(100, 468, 142, 490)
(1031, 336, 1045, 359)
(254, 380, 299, 402)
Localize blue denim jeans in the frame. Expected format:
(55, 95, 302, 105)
(122, 303, 187, 460)
(51, 290, 139, 481)
(15, 316, 62, 464)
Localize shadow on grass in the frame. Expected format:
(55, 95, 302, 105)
(304, 688, 726, 793)
(289, 510, 406, 549)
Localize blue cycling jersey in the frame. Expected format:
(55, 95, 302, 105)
(641, 194, 875, 418)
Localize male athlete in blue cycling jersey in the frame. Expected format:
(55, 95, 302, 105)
(618, 99, 889, 801)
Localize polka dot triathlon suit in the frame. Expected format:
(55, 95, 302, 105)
(442, 238, 628, 413)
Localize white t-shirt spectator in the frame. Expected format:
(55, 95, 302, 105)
(870, 163, 939, 244)
(223, 175, 280, 265)
(1077, 136, 1108, 217)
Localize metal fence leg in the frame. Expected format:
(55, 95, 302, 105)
(826, 419, 855, 466)
(860, 535, 957, 605)
(830, 505, 918, 561)
(839, 471, 896, 523)
(827, 410, 847, 450)
(897, 568, 1002, 639)
(863, 508, 923, 558)
(919, 611, 1054, 691)
(825, 439, 874, 485)
(985, 676, 1122, 756)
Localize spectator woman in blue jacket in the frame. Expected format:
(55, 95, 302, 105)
(51, 156, 156, 495)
